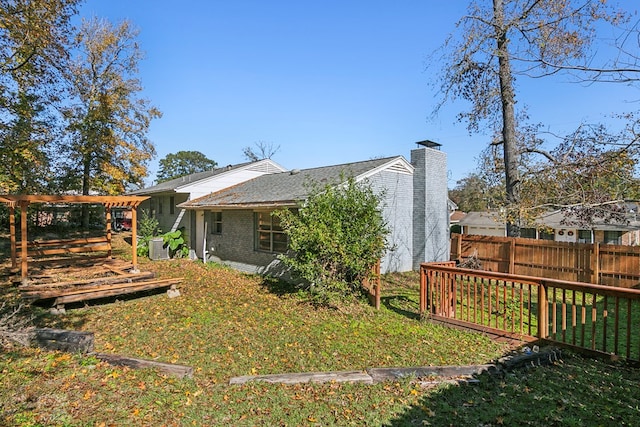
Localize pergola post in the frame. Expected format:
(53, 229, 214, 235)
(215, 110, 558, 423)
(131, 205, 138, 271)
(105, 205, 112, 258)
(20, 200, 29, 284)
(9, 204, 16, 269)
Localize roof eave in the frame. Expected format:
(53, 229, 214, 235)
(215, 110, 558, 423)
(180, 201, 300, 210)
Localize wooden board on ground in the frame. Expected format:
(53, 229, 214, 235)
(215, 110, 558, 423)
(19, 271, 155, 293)
(230, 370, 374, 385)
(15, 254, 183, 309)
(53, 279, 182, 305)
(94, 353, 194, 379)
(366, 364, 496, 383)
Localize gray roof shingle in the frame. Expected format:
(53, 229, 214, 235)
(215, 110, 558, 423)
(181, 156, 402, 209)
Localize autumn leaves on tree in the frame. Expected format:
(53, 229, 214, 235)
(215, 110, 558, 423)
(0, 1, 160, 197)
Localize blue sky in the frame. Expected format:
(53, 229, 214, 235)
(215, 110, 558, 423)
(79, 1, 638, 187)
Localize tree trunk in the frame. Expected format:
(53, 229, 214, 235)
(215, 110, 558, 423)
(494, 0, 521, 237)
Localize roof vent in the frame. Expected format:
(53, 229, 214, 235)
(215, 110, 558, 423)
(290, 169, 301, 175)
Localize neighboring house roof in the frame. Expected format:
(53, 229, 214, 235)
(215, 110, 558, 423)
(459, 210, 640, 231)
(450, 210, 466, 224)
(535, 210, 640, 231)
(180, 156, 412, 209)
(458, 211, 504, 228)
(129, 159, 286, 196)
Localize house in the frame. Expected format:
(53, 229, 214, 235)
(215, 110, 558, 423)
(459, 210, 640, 245)
(128, 159, 287, 247)
(177, 144, 450, 274)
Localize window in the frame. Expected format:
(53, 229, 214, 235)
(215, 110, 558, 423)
(539, 230, 554, 241)
(603, 230, 622, 245)
(520, 228, 537, 239)
(169, 196, 175, 215)
(209, 211, 222, 234)
(578, 230, 592, 244)
(255, 211, 287, 253)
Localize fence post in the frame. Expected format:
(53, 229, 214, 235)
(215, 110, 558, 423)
(592, 242, 600, 285)
(509, 239, 516, 274)
(374, 260, 381, 310)
(419, 265, 426, 314)
(537, 282, 548, 339)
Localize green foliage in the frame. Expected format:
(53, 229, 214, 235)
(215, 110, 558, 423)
(61, 17, 160, 196)
(156, 151, 217, 183)
(449, 173, 499, 212)
(275, 176, 388, 304)
(161, 229, 189, 258)
(0, 0, 81, 194)
(136, 209, 160, 257)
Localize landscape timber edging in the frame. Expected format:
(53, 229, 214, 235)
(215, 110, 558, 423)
(229, 364, 498, 386)
(27, 328, 194, 379)
(228, 347, 563, 386)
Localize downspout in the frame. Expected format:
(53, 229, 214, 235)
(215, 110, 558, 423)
(202, 219, 208, 262)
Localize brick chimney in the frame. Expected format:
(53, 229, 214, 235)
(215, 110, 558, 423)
(411, 142, 449, 268)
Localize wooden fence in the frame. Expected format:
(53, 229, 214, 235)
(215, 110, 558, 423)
(450, 233, 640, 288)
(363, 260, 381, 309)
(420, 262, 640, 362)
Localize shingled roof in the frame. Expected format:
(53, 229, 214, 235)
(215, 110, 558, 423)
(180, 156, 410, 209)
(128, 162, 255, 195)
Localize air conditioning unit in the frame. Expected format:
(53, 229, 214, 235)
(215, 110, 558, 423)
(149, 237, 169, 260)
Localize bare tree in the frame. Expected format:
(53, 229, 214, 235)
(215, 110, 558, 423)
(433, 0, 631, 236)
(242, 141, 280, 162)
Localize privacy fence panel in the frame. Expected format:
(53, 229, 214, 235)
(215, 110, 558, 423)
(451, 234, 640, 288)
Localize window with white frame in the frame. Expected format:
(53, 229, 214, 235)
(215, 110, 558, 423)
(255, 211, 287, 253)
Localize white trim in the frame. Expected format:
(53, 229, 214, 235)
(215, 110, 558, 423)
(174, 159, 287, 192)
(354, 156, 414, 182)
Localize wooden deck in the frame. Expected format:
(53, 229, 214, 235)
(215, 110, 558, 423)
(17, 257, 182, 311)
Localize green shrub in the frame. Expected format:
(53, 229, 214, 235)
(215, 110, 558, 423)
(274, 176, 388, 304)
(136, 209, 161, 257)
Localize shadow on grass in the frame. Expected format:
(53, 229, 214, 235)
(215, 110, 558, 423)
(386, 352, 640, 426)
(259, 276, 300, 297)
(381, 295, 421, 320)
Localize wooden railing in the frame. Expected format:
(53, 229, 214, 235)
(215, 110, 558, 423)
(420, 262, 640, 362)
(451, 233, 640, 288)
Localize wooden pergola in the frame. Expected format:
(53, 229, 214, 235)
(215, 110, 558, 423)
(0, 194, 148, 282)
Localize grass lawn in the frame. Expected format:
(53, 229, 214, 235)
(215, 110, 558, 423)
(1, 237, 640, 426)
